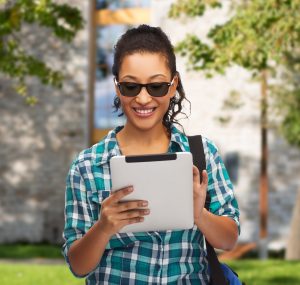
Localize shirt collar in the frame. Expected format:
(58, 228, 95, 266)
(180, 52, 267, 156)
(93, 124, 189, 166)
(93, 126, 123, 166)
(169, 124, 190, 152)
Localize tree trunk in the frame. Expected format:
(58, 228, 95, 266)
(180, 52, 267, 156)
(259, 70, 269, 259)
(285, 188, 300, 260)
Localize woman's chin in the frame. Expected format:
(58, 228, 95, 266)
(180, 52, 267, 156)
(126, 118, 162, 132)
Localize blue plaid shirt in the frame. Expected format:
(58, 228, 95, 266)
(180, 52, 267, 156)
(62, 125, 240, 284)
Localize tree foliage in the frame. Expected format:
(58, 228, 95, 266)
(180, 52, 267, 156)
(169, 0, 221, 18)
(0, 0, 84, 104)
(272, 53, 300, 146)
(169, 0, 300, 147)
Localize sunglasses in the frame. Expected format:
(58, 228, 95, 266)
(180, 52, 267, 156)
(114, 77, 175, 97)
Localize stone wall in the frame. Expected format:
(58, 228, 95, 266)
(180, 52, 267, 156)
(0, 0, 88, 244)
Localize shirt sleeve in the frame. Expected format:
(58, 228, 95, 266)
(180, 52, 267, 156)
(62, 158, 93, 278)
(204, 138, 240, 234)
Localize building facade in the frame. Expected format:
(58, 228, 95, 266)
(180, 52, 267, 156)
(0, 0, 299, 252)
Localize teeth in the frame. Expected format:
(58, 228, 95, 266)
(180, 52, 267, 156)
(135, 108, 154, 114)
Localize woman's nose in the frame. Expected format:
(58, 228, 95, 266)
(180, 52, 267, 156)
(135, 87, 152, 104)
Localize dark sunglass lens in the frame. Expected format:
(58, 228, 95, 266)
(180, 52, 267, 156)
(120, 83, 141, 97)
(147, 83, 169, 97)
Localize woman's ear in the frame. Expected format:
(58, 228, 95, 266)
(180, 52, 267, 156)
(115, 86, 121, 98)
(114, 77, 121, 98)
(170, 73, 179, 98)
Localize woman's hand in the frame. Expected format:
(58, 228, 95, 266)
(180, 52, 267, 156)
(192, 166, 238, 249)
(97, 187, 150, 237)
(193, 165, 208, 226)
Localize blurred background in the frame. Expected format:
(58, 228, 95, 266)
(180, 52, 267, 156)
(1, 0, 300, 284)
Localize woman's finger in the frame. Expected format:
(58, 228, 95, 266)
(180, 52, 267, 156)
(193, 165, 200, 183)
(116, 200, 148, 213)
(201, 170, 208, 187)
(107, 186, 133, 204)
(119, 217, 145, 228)
(117, 208, 150, 220)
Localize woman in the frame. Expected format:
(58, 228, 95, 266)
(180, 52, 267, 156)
(62, 24, 240, 284)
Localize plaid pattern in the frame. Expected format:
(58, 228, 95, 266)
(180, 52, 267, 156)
(62, 125, 240, 284)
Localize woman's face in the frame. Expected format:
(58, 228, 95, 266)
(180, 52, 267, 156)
(115, 52, 178, 133)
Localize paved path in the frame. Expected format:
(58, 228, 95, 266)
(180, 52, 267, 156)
(0, 258, 65, 264)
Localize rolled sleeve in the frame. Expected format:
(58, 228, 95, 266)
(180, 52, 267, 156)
(62, 159, 93, 278)
(205, 139, 240, 234)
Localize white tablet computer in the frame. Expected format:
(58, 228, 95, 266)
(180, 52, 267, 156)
(110, 152, 193, 233)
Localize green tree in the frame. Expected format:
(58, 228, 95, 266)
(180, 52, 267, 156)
(271, 53, 300, 147)
(169, 0, 300, 259)
(170, 0, 300, 145)
(0, 0, 84, 104)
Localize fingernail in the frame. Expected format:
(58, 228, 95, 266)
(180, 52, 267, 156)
(142, 201, 148, 206)
(128, 187, 133, 192)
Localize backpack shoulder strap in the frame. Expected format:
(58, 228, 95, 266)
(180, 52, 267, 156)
(187, 135, 210, 209)
(188, 135, 228, 285)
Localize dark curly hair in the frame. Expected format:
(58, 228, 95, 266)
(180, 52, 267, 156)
(112, 24, 190, 133)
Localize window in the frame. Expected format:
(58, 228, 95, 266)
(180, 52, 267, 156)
(88, 0, 151, 145)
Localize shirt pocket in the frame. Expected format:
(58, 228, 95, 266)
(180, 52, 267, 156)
(89, 190, 111, 222)
(91, 189, 111, 204)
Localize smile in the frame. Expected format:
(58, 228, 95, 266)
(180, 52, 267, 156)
(133, 107, 156, 117)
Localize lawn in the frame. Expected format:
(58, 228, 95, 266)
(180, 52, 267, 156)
(0, 263, 84, 285)
(0, 245, 299, 285)
(227, 259, 300, 285)
(0, 259, 299, 285)
(0, 244, 62, 259)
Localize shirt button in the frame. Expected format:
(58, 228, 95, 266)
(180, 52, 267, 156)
(155, 264, 161, 270)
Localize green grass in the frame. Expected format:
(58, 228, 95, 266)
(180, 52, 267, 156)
(227, 259, 300, 285)
(0, 259, 299, 285)
(0, 245, 299, 284)
(0, 244, 62, 259)
(0, 264, 84, 285)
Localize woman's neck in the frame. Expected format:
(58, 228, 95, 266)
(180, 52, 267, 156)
(116, 124, 170, 155)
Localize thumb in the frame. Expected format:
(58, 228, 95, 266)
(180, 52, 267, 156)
(193, 165, 200, 183)
(200, 170, 208, 187)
